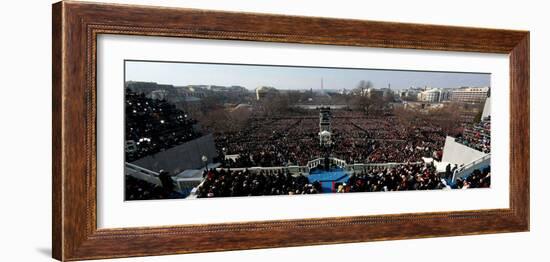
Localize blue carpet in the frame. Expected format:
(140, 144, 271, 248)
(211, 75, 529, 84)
(308, 168, 349, 193)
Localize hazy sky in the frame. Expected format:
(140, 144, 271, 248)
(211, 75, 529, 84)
(125, 60, 490, 90)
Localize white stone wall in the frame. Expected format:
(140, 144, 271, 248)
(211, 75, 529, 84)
(442, 136, 488, 166)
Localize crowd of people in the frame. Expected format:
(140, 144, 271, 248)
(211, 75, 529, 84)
(216, 110, 447, 168)
(215, 117, 322, 167)
(455, 117, 491, 153)
(125, 88, 202, 161)
(125, 170, 186, 201)
(333, 115, 446, 163)
(195, 163, 490, 198)
(342, 163, 447, 192)
(126, 98, 454, 169)
(124, 94, 490, 198)
(123, 81, 492, 200)
(455, 166, 491, 189)
(196, 168, 322, 198)
(125, 175, 170, 200)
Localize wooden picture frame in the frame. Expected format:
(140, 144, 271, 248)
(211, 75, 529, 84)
(52, 1, 529, 261)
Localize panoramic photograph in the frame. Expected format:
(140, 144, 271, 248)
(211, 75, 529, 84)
(124, 60, 491, 201)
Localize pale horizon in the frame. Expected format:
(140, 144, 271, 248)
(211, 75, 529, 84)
(125, 60, 491, 91)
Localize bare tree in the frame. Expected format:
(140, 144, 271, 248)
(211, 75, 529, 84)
(261, 93, 290, 117)
(353, 80, 373, 96)
(229, 107, 251, 129)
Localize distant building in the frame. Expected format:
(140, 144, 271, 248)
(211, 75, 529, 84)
(208, 85, 248, 93)
(149, 89, 168, 100)
(228, 85, 248, 93)
(451, 87, 490, 103)
(417, 88, 453, 103)
(362, 88, 389, 99)
(175, 86, 207, 98)
(399, 87, 423, 101)
(440, 89, 452, 101)
(208, 85, 226, 92)
(125, 81, 173, 95)
(255, 86, 279, 100)
(418, 88, 441, 102)
(339, 88, 350, 95)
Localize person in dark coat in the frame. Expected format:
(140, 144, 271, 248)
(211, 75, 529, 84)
(158, 170, 174, 196)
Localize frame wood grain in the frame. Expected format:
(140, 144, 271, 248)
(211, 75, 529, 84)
(52, 1, 529, 261)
